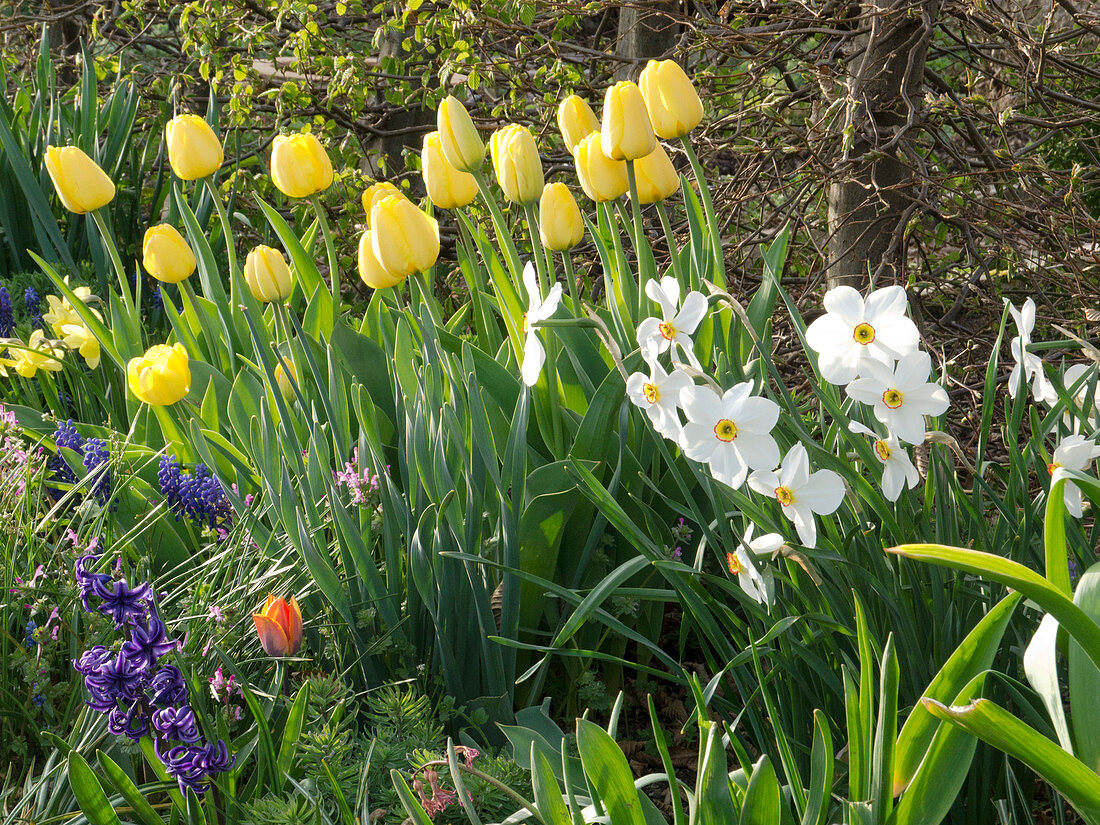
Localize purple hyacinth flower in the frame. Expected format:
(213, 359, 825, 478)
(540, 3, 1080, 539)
(75, 554, 114, 612)
(85, 649, 146, 705)
(73, 645, 113, 676)
(96, 578, 152, 627)
(148, 664, 188, 708)
(152, 705, 201, 743)
(121, 614, 178, 671)
(108, 704, 151, 741)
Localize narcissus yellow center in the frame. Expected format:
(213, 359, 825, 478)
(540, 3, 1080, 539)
(521, 313, 530, 335)
(882, 388, 903, 409)
(774, 486, 794, 506)
(874, 440, 892, 461)
(726, 552, 743, 575)
(658, 321, 675, 340)
(643, 382, 659, 404)
(714, 418, 738, 442)
(853, 322, 876, 345)
(1048, 462, 1060, 476)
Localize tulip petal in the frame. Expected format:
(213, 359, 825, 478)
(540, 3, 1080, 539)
(253, 614, 290, 657)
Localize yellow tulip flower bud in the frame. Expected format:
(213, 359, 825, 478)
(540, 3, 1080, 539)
(437, 95, 485, 173)
(127, 343, 190, 406)
(274, 357, 298, 401)
(361, 182, 407, 224)
(489, 124, 544, 205)
(244, 245, 294, 302)
(369, 197, 440, 281)
(574, 133, 628, 203)
(631, 143, 680, 204)
(557, 95, 600, 155)
(165, 114, 224, 180)
(270, 133, 333, 198)
(538, 183, 584, 251)
(142, 225, 197, 284)
(639, 59, 703, 139)
(44, 146, 116, 214)
(601, 81, 656, 161)
(422, 131, 477, 210)
(357, 230, 405, 289)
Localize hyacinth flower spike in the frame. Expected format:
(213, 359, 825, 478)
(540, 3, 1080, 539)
(253, 594, 303, 657)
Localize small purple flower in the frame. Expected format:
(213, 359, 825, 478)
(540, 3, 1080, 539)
(95, 578, 153, 627)
(148, 664, 188, 708)
(75, 554, 114, 612)
(121, 614, 178, 670)
(73, 645, 112, 675)
(85, 650, 146, 705)
(157, 740, 234, 793)
(82, 438, 111, 503)
(108, 704, 152, 740)
(153, 705, 201, 743)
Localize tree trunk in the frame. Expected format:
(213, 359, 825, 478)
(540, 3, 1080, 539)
(614, 2, 678, 78)
(826, 0, 940, 290)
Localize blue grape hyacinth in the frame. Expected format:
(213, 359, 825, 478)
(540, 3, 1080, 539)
(0, 287, 13, 337)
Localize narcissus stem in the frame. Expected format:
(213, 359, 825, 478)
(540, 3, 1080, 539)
(656, 201, 686, 287)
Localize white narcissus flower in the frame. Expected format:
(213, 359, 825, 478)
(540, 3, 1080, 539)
(1051, 363, 1099, 430)
(679, 383, 781, 490)
(1049, 434, 1100, 518)
(747, 443, 845, 549)
(1007, 298, 1057, 404)
(636, 276, 707, 368)
(849, 422, 920, 502)
(519, 261, 562, 387)
(845, 350, 950, 445)
(805, 285, 920, 385)
(625, 358, 693, 441)
(726, 524, 783, 607)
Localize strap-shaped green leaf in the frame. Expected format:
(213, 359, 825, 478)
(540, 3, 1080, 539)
(924, 698, 1100, 824)
(67, 751, 122, 825)
(576, 718, 646, 825)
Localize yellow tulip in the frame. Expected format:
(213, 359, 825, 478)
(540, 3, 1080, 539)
(601, 81, 656, 161)
(270, 133, 333, 198)
(165, 114, 224, 180)
(44, 146, 116, 214)
(11, 330, 64, 379)
(538, 183, 584, 251)
(244, 246, 294, 303)
(631, 143, 680, 204)
(437, 95, 485, 173)
(557, 95, 600, 155)
(370, 196, 440, 281)
(489, 124, 544, 205)
(127, 343, 190, 406)
(253, 594, 303, 657)
(422, 131, 477, 209)
(639, 59, 703, 139)
(357, 230, 405, 289)
(142, 225, 197, 284)
(574, 133, 628, 202)
(361, 182, 407, 224)
(274, 357, 298, 401)
(60, 322, 101, 370)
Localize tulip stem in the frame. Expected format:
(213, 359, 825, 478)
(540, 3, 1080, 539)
(561, 253, 580, 311)
(471, 170, 523, 279)
(309, 194, 340, 307)
(680, 138, 725, 286)
(91, 209, 141, 348)
(204, 176, 239, 279)
(522, 203, 551, 296)
(656, 201, 686, 287)
(625, 159, 650, 305)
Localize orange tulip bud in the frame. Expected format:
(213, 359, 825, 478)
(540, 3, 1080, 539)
(252, 594, 302, 657)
